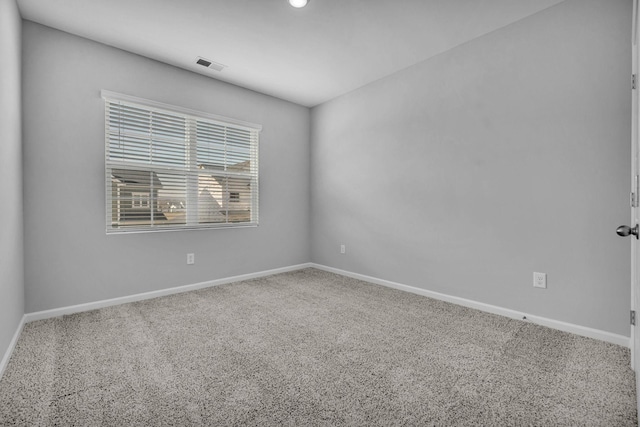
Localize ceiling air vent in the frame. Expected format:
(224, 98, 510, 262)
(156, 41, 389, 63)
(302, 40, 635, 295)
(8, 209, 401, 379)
(196, 57, 226, 72)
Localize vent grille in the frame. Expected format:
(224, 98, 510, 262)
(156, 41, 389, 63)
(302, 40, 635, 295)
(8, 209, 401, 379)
(196, 57, 226, 72)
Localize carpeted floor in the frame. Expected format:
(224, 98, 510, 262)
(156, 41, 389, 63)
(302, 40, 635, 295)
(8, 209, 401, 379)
(0, 268, 636, 426)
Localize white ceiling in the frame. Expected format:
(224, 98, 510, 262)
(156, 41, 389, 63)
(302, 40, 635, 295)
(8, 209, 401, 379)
(17, 0, 566, 107)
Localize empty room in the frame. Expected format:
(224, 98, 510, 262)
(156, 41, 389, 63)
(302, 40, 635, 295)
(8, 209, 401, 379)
(1, 0, 639, 425)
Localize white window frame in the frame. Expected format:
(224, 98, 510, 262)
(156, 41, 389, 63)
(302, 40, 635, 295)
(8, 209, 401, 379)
(103, 90, 261, 234)
(131, 192, 150, 208)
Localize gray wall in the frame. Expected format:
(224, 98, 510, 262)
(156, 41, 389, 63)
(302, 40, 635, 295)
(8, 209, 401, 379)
(311, 0, 632, 336)
(0, 0, 24, 358)
(22, 22, 311, 312)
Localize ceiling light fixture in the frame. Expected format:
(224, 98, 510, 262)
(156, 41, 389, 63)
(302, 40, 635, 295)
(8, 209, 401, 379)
(288, 0, 308, 8)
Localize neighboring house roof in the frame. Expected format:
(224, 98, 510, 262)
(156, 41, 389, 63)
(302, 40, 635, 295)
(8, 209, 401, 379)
(228, 160, 250, 172)
(197, 160, 251, 173)
(111, 169, 164, 188)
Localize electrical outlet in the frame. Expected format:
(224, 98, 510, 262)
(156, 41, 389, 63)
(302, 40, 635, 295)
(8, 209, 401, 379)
(340, 244, 346, 254)
(187, 253, 195, 265)
(533, 272, 546, 289)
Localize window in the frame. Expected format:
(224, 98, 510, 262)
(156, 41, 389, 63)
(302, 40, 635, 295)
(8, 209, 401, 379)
(131, 192, 150, 208)
(103, 91, 261, 233)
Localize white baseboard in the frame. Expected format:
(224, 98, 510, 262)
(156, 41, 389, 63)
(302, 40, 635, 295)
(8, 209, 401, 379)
(310, 263, 631, 348)
(25, 263, 313, 323)
(18, 261, 630, 351)
(0, 315, 26, 380)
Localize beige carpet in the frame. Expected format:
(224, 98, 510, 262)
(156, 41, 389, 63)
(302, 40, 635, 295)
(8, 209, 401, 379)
(0, 268, 636, 426)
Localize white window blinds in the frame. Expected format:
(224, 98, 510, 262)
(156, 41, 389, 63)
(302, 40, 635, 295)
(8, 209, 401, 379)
(103, 91, 260, 234)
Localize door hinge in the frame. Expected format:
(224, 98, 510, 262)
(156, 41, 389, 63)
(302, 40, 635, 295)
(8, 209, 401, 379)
(634, 74, 637, 90)
(631, 310, 636, 326)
